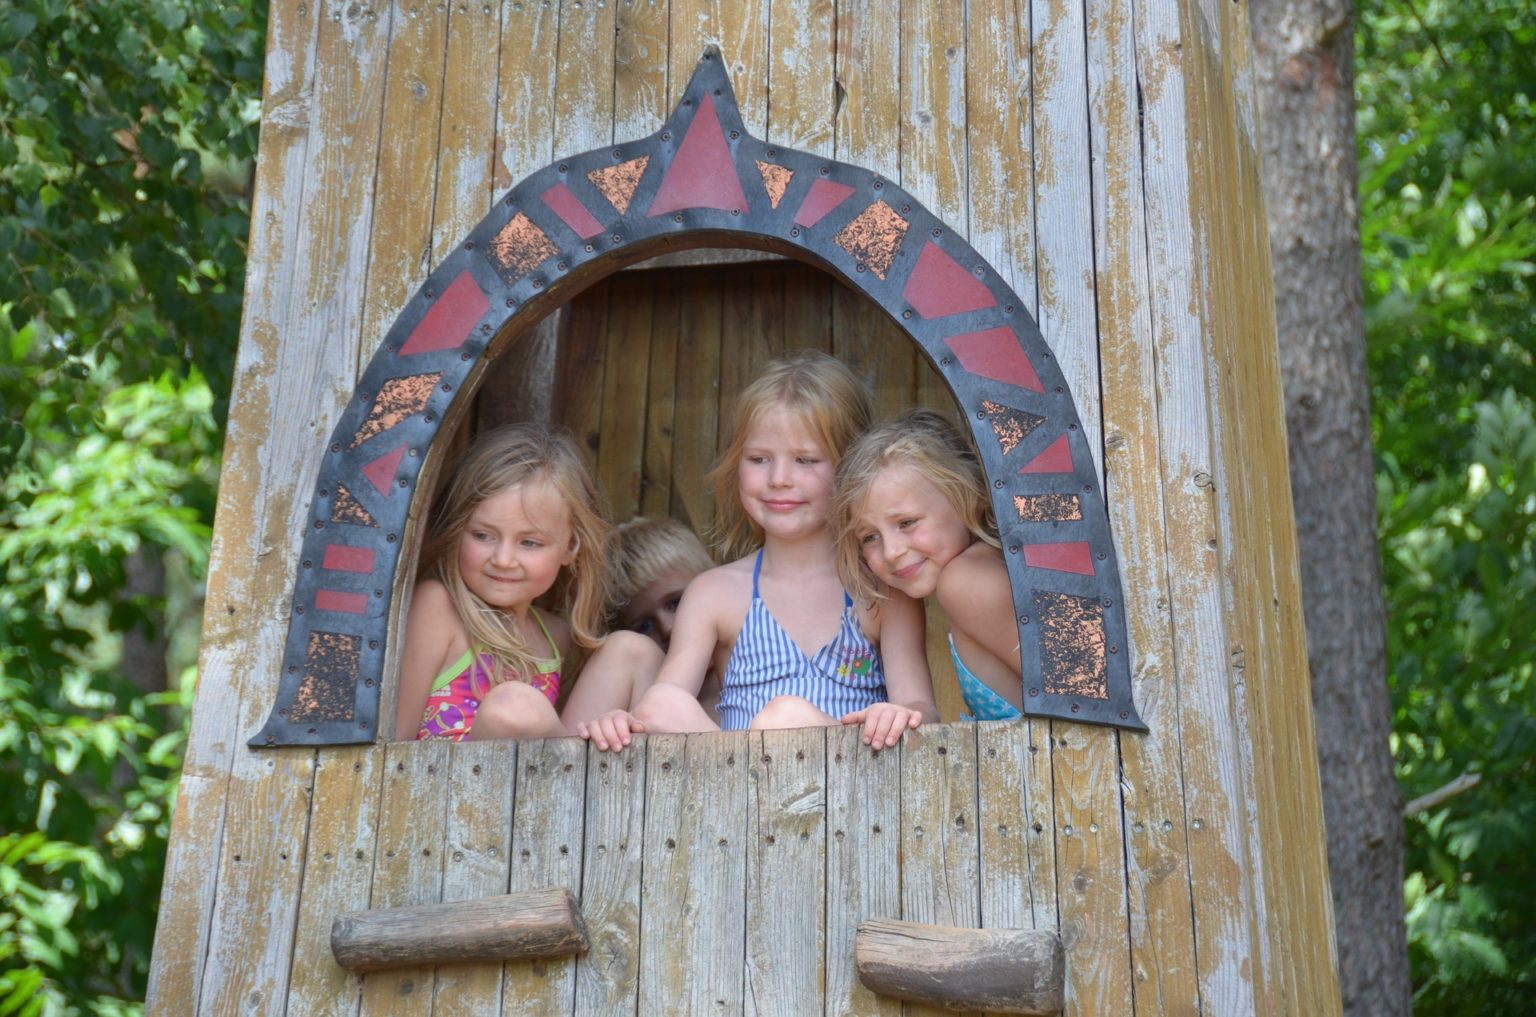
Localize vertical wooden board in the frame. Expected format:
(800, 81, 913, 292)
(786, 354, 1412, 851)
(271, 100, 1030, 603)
(670, 0, 770, 136)
(430, 740, 516, 1012)
(430, 0, 503, 267)
(898, 0, 967, 415)
(964, 0, 1037, 310)
(1050, 728, 1135, 1017)
(194, 753, 316, 1017)
(357, 740, 452, 1017)
(194, 2, 395, 1009)
(574, 746, 648, 1014)
(354, 0, 449, 364)
(495, 0, 561, 184)
(1134, 2, 1260, 1010)
(1082, 0, 1203, 1013)
(286, 747, 387, 1017)
(1030, 0, 1104, 465)
(553, 278, 611, 459)
(745, 728, 827, 1014)
(766, 0, 834, 155)
(598, 276, 656, 519)
(824, 727, 902, 1016)
(832, 0, 900, 179)
(780, 262, 835, 356)
(147, 770, 227, 1014)
(639, 733, 749, 1014)
(1195, 9, 1339, 1011)
(830, 276, 912, 421)
(719, 263, 785, 428)
(899, 724, 981, 1017)
(640, 274, 681, 521)
(503, 736, 588, 1014)
(613, 0, 671, 140)
(669, 278, 722, 533)
(552, 0, 617, 159)
(976, 722, 1037, 932)
(170, 0, 319, 779)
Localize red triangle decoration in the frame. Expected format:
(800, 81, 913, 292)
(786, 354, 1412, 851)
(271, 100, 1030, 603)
(946, 326, 1045, 393)
(902, 241, 997, 318)
(399, 270, 488, 356)
(647, 95, 749, 216)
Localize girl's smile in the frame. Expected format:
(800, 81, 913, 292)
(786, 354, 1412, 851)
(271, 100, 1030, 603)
(737, 406, 836, 541)
(457, 480, 575, 615)
(855, 465, 975, 600)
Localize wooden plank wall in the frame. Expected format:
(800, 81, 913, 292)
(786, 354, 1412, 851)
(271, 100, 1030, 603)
(147, 0, 1342, 1014)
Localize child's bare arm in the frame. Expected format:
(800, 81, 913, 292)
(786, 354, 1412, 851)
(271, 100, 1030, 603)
(938, 545, 1024, 676)
(844, 590, 938, 747)
(395, 580, 459, 741)
(631, 570, 729, 732)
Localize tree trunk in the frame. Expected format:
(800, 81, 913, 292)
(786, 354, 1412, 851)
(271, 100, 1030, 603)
(1245, 3, 1410, 1015)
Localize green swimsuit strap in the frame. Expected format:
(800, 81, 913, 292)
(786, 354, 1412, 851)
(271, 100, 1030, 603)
(529, 607, 562, 675)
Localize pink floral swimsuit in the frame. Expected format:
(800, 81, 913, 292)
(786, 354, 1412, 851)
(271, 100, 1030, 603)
(416, 609, 562, 740)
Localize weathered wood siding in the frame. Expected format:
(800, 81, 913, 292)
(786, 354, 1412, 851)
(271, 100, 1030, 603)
(147, 1, 1342, 1015)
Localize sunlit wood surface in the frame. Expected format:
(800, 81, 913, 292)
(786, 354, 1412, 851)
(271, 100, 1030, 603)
(146, 1, 1341, 1014)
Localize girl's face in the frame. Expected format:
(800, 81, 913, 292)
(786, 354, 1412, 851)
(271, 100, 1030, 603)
(853, 464, 974, 600)
(737, 405, 837, 544)
(457, 479, 575, 615)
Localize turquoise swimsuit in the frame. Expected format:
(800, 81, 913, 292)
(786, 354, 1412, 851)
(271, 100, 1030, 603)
(951, 634, 1022, 722)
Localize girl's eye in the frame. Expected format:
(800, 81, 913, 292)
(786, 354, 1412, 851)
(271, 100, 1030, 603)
(796, 456, 821, 466)
(521, 539, 543, 549)
(900, 518, 919, 529)
(859, 532, 879, 545)
(665, 595, 683, 612)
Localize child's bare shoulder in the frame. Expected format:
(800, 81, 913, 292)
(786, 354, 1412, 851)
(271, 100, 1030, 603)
(937, 542, 1010, 609)
(680, 558, 752, 610)
(410, 577, 457, 618)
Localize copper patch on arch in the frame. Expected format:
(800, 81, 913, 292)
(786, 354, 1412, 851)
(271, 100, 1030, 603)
(757, 161, 794, 209)
(833, 200, 909, 280)
(351, 373, 440, 449)
(1035, 590, 1109, 699)
(330, 485, 378, 528)
(489, 212, 558, 280)
(588, 156, 650, 215)
(1014, 493, 1083, 522)
(291, 631, 360, 722)
(981, 400, 1046, 456)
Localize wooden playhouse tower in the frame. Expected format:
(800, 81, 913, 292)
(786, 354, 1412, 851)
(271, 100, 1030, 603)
(148, 0, 1343, 1013)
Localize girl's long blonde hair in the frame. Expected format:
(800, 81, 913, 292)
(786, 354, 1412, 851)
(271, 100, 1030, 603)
(419, 422, 610, 684)
(706, 350, 874, 560)
(834, 408, 999, 604)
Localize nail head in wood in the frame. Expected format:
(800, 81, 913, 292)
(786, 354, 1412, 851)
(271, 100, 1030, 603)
(855, 917, 1065, 1014)
(330, 887, 588, 973)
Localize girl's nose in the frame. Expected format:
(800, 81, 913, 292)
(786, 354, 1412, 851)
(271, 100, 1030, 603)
(491, 541, 517, 567)
(768, 457, 792, 485)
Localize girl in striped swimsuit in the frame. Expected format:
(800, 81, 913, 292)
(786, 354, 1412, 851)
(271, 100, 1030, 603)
(623, 351, 937, 749)
(394, 423, 661, 746)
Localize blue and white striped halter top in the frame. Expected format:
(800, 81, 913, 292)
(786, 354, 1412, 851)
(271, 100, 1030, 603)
(716, 550, 888, 731)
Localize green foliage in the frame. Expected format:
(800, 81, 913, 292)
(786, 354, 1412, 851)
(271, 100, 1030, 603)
(1359, 0, 1536, 1011)
(0, 0, 262, 1011)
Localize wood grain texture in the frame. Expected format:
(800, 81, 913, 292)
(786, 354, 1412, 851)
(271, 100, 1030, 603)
(745, 728, 827, 1014)
(430, 740, 516, 1012)
(766, 0, 834, 154)
(1180, 4, 1342, 1013)
(332, 888, 586, 973)
(286, 746, 386, 1017)
(855, 918, 1065, 1015)
(574, 746, 648, 1014)
(430, 0, 501, 267)
(639, 733, 749, 1015)
(1134, 1, 1263, 1009)
(1084, 0, 1203, 1012)
(358, 740, 451, 1017)
(146, 0, 323, 1005)
(823, 724, 903, 1017)
(503, 737, 588, 1014)
(900, 724, 981, 1017)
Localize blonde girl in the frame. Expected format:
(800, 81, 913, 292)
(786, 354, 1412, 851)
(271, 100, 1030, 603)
(624, 350, 937, 748)
(836, 408, 1022, 720)
(395, 423, 660, 745)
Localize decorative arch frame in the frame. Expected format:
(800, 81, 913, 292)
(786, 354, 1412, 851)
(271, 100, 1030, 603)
(252, 49, 1145, 747)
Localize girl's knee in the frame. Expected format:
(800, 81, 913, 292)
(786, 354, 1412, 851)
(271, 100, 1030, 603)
(598, 630, 665, 671)
(749, 695, 829, 730)
(472, 681, 561, 740)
